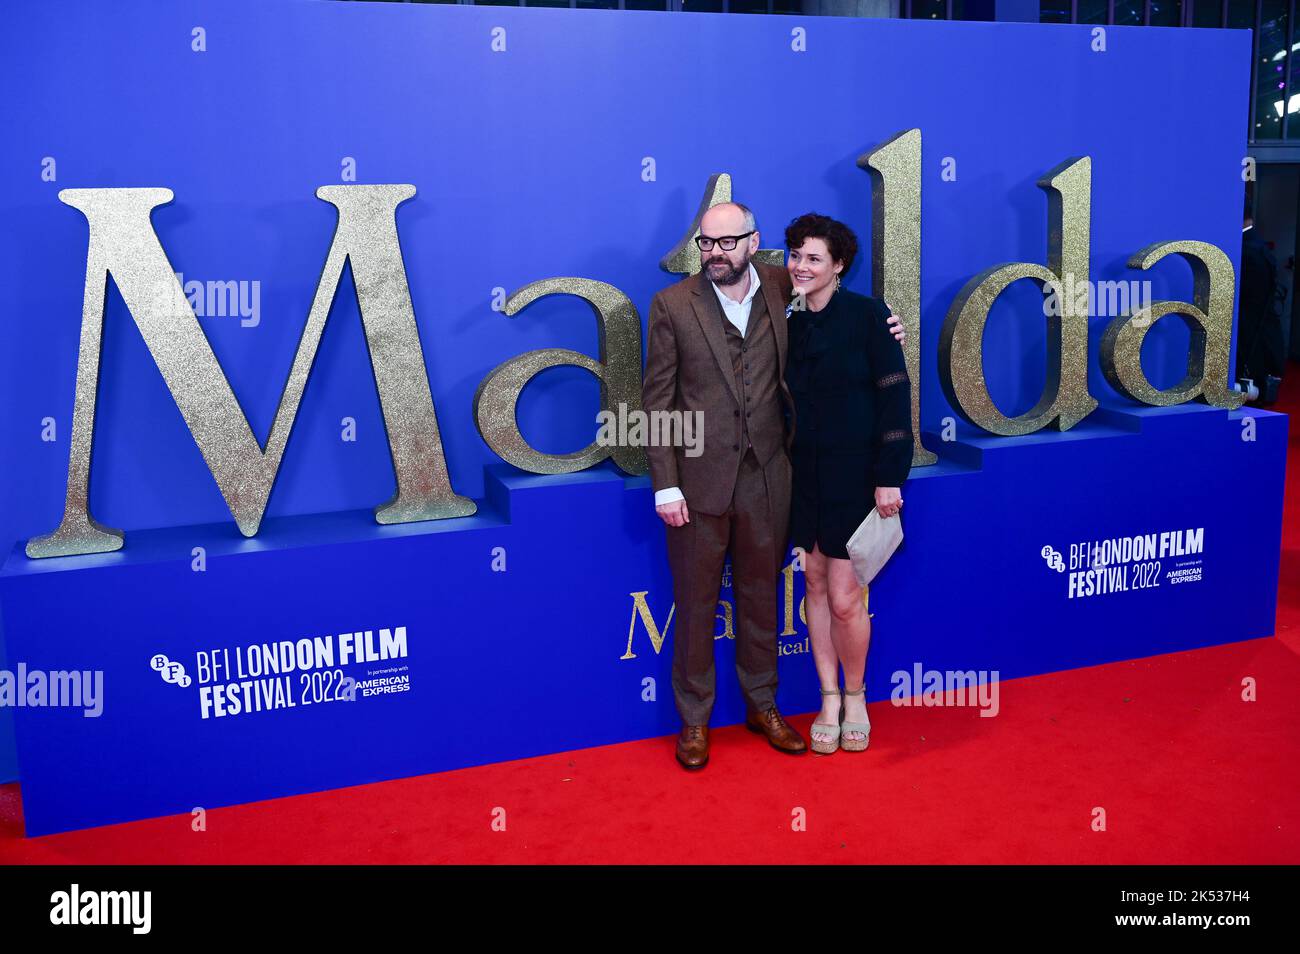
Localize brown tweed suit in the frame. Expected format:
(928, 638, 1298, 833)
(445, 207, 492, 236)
(642, 261, 796, 724)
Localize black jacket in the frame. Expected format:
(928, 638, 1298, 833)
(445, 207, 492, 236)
(784, 289, 913, 489)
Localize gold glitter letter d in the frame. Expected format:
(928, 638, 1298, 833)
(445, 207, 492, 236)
(938, 158, 1098, 436)
(860, 129, 936, 467)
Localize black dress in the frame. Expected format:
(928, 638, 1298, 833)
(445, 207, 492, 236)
(784, 289, 913, 560)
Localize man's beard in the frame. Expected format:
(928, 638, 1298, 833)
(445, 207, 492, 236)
(704, 253, 749, 287)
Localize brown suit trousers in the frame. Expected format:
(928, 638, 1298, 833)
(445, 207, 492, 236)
(642, 263, 796, 724)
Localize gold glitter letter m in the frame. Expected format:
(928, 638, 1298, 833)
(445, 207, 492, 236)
(27, 186, 474, 559)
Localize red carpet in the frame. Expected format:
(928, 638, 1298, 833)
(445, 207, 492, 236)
(1, 374, 1296, 865)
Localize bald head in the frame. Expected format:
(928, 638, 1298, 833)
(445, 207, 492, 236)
(701, 202, 756, 236)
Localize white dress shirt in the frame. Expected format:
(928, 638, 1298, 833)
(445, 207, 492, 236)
(711, 261, 761, 337)
(654, 263, 761, 508)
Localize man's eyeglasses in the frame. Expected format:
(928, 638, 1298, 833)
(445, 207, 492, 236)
(695, 231, 754, 252)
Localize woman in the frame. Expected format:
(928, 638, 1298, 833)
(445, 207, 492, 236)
(783, 213, 913, 755)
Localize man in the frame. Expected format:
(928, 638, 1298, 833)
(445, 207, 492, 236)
(642, 202, 904, 770)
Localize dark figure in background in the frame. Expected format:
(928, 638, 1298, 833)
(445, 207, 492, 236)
(1238, 203, 1285, 405)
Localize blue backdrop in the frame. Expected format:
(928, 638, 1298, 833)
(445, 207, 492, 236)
(0, 1, 1285, 831)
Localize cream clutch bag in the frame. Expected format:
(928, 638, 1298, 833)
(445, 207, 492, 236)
(845, 508, 903, 588)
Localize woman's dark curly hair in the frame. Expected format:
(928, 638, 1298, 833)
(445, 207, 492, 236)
(784, 213, 858, 277)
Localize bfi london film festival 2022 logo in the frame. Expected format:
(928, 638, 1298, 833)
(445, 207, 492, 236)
(149, 626, 412, 720)
(1041, 527, 1206, 599)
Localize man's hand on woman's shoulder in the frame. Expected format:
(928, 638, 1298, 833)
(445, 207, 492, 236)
(886, 314, 906, 345)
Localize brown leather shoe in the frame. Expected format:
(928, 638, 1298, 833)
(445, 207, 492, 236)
(676, 724, 709, 770)
(745, 705, 807, 754)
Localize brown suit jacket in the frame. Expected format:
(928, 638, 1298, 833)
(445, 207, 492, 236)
(642, 261, 796, 516)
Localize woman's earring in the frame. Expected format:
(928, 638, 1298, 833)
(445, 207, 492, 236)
(834, 274, 841, 292)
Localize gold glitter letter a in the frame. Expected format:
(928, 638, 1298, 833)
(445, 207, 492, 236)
(1099, 241, 1242, 409)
